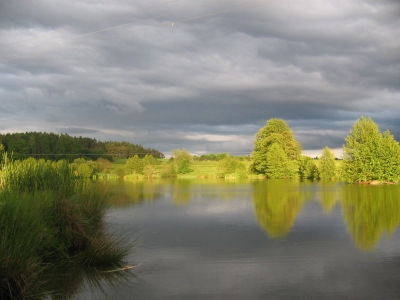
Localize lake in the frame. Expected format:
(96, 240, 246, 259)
(64, 179, 400, 299)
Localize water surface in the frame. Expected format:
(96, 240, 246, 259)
(70, 179, 400, 299)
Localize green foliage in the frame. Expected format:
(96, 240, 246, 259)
(142, 154, 156, 168)
(341, 116, 400, 183)
(125, 155, 143, 175)
(0, 132, 163, 162)
(96, 157, 111, 173)
(104, 141, 164, 159)
(0, 192, 47, 299)
(112, 166, 125, 178)
(178, 159, 193, 174)
(250, 118, 301, 175)
(0, 156, 76, 194)
(235, 162, 248, 178)
(298, 156, 319, 180)
(172, 149, 193, 166)
(216, 155, 248, 178)
(77, 163, 93, 178)
(319, 147, 336, 180)
(144, 164, 158, 178)
(194, 153, 250, 162)
(265, 143, 297, 179)
(160, 162, 177, 178)
(217, 154, 237, 176)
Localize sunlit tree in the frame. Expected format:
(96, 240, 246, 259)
(341, 116, 400, 183)
(125, 155, 143, 175)
(265, 143, 297, 179)
(178, 159, 192, 174)
(319, 147, 336, 180)
(250, 118, 301, 175)
(172, 149, 193, 166)
(298, 156, 319, 180)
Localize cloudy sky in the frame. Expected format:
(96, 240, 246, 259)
(0, 0, 399, 157)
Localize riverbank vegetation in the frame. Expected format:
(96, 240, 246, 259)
(1, 116, 398, 184)
(81, 117, 400, 184)
(0, 156, 131, 299)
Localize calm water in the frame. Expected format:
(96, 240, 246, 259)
(65, 179, 400, 299)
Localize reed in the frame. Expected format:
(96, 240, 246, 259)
(0, 156, 132, 299)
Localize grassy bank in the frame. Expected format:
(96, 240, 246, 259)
(0, 157, 131, 299)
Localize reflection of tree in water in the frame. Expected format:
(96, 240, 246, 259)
(252, 180, 304, 238)
(173, 180, 193, 206)
(108, 179, 164, 207)
(317, 181, 340, 213)
(341, 184, 400, 250)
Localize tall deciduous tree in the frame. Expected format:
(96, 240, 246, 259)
(341, 116, 400, 183)
(319, 147, 336, 180)
(250, 118, 301, 176)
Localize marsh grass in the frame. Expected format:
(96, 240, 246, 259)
(0, 156, 133, 299)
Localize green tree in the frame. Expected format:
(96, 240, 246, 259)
(266, 143, 297, 179)
(178, 159, 192, 174)
(142, 154, 156, 166)
(160, 162, 177, 178)
(305, 159, 319, 180)
(250, 118, 301, 175)
(298, 156, 319, 179)
(96, 157, 111, 173)
(172, 149, 193, 166)
(341, 116, 400, 183)
(319, 147, 336, 180)
(125, 155, 143, 175)
(144, 165, 157, 179)
(217, 154, 238, 177)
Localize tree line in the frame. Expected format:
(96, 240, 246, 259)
(250, 117, 400, 183)
(0, 132, 164, 161)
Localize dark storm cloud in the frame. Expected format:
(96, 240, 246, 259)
(0, 0, 399, 155)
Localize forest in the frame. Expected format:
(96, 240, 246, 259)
(0, 132, 164, 161)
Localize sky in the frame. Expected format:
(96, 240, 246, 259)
(0, 0, 399, 158)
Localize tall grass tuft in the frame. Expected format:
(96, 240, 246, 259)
(0, 155, 132, 298)
(0, 192, 48, 299)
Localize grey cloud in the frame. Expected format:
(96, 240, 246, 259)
(0, 0, 399, 154)
(57, 126, 99, 134)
